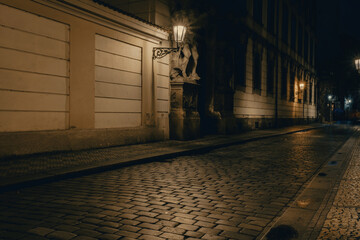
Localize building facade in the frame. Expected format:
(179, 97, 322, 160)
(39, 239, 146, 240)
(0, 0, 171, 157)
(0, 0, 317, 157)
(235, 0, 317, 130)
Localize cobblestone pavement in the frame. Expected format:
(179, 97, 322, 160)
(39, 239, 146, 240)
(317, 127, 360, 240)
(0, 126, 354, 240)
(0, 125, 322, 184)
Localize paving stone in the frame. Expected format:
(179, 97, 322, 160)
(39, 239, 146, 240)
(172, 216, 196, 225)
(96, 226, 118, 234)
(138, 223, 163, 230)
(138, 228, 162, 236)
(238, 223, 263, 231)
(98, 234, 121, 240)
(74, 229, 102, 237)
(121, 224, 141, 233)
(47, 230, 77, 240)
(160, 226, 186, 235)
(54, 224, 80, 233)
(135, 216, 159, 224)
(215, 224, 241, 232)
(200, 234, 226, 240)
(72, 236, 97, 240)
(184, 230, 204, 238)
(177, 223, 199, 231)
(157, 220, 179, 227)
(116, 230, 141, 238)
(194, 220, 216, 228)
(221, 231, 254, 240)
(138, 235, 164, 240)
(28, 227, 54, 236)
(197, 227, 222, 235)
(159, 232, 184, 240)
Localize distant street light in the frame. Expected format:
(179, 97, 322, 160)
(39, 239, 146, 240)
(328, 94, 334, 122)
(355, 58, 360, 73)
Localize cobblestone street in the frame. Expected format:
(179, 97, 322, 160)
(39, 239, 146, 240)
(0, 126, 354, 240)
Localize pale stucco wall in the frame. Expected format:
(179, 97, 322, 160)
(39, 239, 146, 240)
(0, 0, 170, 157)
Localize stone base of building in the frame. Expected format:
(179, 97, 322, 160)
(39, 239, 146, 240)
(235, 117, 317, 131)
(0, 127, 166, 159)
(170, 82, 201, 140)
(170, 112, 201, 140)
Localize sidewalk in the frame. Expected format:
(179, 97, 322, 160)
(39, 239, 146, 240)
(0, 124, 324, 193)
(314, 126, 360, 240)
(257, 125, 359, 240)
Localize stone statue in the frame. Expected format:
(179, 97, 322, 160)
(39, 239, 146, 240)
(170, 42, 200, 83)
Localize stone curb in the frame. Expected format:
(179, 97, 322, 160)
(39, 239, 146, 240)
(257, 126, 358, 240)
(0, 126, 324, 193)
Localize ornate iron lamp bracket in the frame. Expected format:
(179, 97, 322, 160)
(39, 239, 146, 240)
(153, 47, 179, 60)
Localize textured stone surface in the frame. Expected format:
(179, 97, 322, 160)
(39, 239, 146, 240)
(0, 127, 352, 239)
(317, 131, 360, 240)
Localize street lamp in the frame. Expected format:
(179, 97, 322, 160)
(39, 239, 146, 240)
(328, 94, 334, 122)
(299, 82, 305, 91)
(299, 81, 305, 119)
(153, 25, 187, 59)
(355, 58, 360, 73)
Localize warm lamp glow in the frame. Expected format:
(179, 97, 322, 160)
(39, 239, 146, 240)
(173, 25, 186, 43)
(299, 82, 305, 90)
(355, 58, 360, 71)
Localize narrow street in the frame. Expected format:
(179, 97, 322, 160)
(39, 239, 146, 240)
(0, 126, 355, 240)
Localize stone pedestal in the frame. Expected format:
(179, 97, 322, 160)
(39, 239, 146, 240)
(170, 82, 201, 140)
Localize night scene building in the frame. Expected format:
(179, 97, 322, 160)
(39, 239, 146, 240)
(0, 0, 317, 157)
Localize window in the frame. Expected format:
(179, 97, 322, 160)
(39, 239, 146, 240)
(267, 55, 275, 95)
(281, 65, 287, 99)
(303, 81, 307, 102)
(235, 43, 247, 88)
(239, 0, 247, 15)
(282, 5, 289, 44)
(310, 38, 315, 66)
(289, 71, 295, 101)
(253, 50, 262, 92)
(298, 24, 303, 57)
(309, 81, 313, 104)
(253, 0, 263, 25)
(290, 15, 296, 50)
(267, 0, 275, 34)
(304, 31, 309, 62)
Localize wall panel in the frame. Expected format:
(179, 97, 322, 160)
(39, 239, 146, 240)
(95, 35, 142, 128)
(0, 4, 69, 132)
